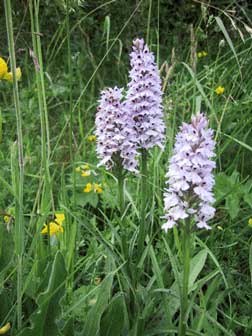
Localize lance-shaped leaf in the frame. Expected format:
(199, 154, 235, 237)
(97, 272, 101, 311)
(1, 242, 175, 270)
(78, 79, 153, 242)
(20, 251, 67, 336)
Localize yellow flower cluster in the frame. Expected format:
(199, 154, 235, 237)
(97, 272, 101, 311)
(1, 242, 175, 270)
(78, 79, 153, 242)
(0, 57, 21, 82)
(215, 86, 225, 95)
(84, 183, 102, 193)
(197, 51, 208, 58)
(248, 218, 252, 228)
(75, 164, 91, 176)
(75, 164, 102, 193)
(41, 213, 65, 236)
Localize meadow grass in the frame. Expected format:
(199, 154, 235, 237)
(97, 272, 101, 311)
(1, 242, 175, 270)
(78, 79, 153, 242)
(0, 1, 252, 335)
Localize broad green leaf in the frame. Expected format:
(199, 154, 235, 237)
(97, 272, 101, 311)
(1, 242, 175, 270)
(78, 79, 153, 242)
(243, 192, 252, 208)
(100, 294, 125, 336)
(82, 273, 113, 336)
(215, 173, 233, 200)
(164, 246, 208, 318)
(226, 194, 240, 219)
(20, 251, 67, 336)
(189, 249, 208, 290)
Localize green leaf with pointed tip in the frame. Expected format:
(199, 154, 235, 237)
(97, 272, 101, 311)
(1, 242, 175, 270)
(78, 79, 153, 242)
(100, 294, 125, 336)
(166, 249, 208, 318)
(20, 251, 67, 336)
(189, 249, 208, 290)
(82, 273, 113, 336)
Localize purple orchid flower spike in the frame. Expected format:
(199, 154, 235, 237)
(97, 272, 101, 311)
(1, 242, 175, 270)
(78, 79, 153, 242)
(126, 38, 165, 150)
(95, 87, 138, 172)
(162, 113, 216, 231)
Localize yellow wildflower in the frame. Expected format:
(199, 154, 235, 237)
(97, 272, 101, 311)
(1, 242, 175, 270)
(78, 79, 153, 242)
(76, 164, 90, 173)
(197, 51, 208, 58)
(0, 57, 8, 79)
(87, 135, 96, 142)
(82, 164, 90, 170)
(248, 218, 252, 228)
(84, 183, 92, 193)
(55, 213, 65, 225)
(81, 170, 91, 177)
(0, 57, 21, 82)
(3, 67, 22, 82)
(41, 222, 63, 236)
(41, 213, 64, 236)
(94, 183, 102, 193)
(3, 215, 10, 223)
(215, 86, 225, 95)
(0, 322, 10, 334)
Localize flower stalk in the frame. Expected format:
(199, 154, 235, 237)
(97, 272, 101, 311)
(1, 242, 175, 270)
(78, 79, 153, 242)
(125, 38, 165, 261)
(137, 148, 148, 258)
(4, 0, 24, 329)
(117, 165, 125, 217)
(114, 158, 128, 259)
(178, 220, 191, 336)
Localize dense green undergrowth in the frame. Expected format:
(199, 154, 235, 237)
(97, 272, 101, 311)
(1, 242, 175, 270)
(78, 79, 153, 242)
(1, 1, 252, 335)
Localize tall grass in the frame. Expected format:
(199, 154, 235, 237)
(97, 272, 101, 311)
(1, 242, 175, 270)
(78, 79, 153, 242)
(4, 0, 24, 329)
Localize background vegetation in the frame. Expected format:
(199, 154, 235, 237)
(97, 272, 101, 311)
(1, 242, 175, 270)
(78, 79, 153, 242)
(1, 0, 252, 335)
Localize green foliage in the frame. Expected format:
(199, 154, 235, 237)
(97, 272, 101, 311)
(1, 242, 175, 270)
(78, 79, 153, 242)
(82, 273, 114, 336)
(0, 222, 14, 272)
(215, 171, 252, 219)
(100, 294, 125, 336)
(20, 252, 67, 336)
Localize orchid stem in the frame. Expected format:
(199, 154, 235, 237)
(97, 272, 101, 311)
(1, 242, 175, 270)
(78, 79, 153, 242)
(137, 149, 148, 261)
(178, 220, 191, 336)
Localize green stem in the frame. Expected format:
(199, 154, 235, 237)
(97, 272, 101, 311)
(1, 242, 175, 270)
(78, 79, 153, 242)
(117, 168, 125, 217)
(29, 0, 53, 271)
(66, 0, 76, 291)
(34, 0, 51, 160)
(4, 0, 24, 329)
(178, 221, 191, 336)
(29, 2, 52, 208)
(116, 161, 128, 261)
(66, 0, 74, 185)
(137, 149, 148, 259)
(146, 0, 152, 45)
